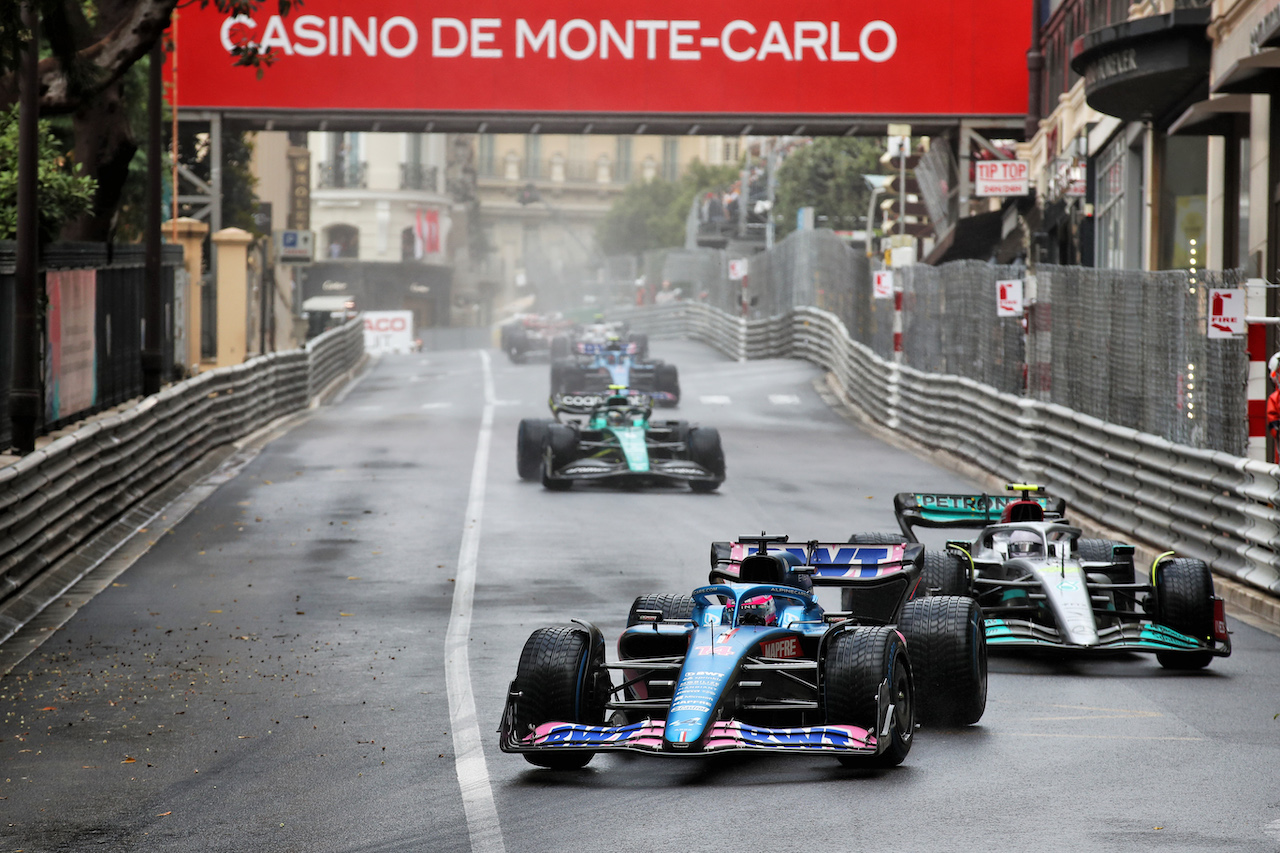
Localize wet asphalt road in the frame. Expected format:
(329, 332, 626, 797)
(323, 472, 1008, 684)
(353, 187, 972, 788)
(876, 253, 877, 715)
(2, 340, 1279, 853)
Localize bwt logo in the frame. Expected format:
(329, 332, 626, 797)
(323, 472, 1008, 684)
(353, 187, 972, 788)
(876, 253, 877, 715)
(365, 317, 408, 332)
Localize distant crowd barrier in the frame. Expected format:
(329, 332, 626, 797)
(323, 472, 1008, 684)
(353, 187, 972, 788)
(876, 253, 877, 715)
(0, 318, 364, 623)
(614, 301, 1280, 599)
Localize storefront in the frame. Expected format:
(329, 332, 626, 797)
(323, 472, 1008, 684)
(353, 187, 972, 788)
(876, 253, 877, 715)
(1070, 8, 1213, 270)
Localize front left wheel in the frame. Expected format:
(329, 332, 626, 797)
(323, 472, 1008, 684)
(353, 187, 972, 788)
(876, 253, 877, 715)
(510, 626, 610, 769)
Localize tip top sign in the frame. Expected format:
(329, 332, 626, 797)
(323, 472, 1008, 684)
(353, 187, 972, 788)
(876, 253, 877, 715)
(975, 160, 1030, 197)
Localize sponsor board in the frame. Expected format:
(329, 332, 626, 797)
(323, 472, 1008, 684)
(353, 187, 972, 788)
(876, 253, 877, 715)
(362, 310, 415, 353)
(179, 0, 1030, 118)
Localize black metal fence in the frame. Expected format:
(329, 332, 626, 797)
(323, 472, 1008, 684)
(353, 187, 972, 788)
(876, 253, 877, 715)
(0, 240, 183, 451)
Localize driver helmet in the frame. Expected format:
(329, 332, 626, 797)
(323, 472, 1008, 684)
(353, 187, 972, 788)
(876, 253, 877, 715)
(737, 594, 777, 627)
(1006, 529, 1043, 558)
(606, 409, 626, 426)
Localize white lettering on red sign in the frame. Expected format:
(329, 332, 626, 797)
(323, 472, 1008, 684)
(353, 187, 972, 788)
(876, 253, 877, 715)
(758, 637, 800, 658)
(220, 15, 898, 64)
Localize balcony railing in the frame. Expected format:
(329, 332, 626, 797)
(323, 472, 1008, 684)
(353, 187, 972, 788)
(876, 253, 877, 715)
(476, 155, 686, 186)
(400, 163, 439, 191)
(318, 161, 367, 189)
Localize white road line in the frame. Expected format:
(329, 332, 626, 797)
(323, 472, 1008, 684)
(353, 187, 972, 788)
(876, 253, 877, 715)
(700, 395, 732, 405)
(769, 394, 801, 405)
(421, 402, 454, 410)
(445, 349, 506, 853)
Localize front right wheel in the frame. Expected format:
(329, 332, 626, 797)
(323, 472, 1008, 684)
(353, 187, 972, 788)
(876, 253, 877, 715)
(823, 626, 913, 768)
(1154, 557, 1216, 670)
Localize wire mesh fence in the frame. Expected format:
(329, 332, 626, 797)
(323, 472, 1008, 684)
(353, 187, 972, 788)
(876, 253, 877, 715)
(1030, 265, 1248, 455)
(611, 233, 1250, 454)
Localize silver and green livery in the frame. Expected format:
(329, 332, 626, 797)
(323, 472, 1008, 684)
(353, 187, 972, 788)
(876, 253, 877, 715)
(894, 485, 1231, 670)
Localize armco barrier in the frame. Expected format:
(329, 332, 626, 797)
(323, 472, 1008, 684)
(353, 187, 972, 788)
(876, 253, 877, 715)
(614, 303, 1280, 598)
(0, 318, 364, 617)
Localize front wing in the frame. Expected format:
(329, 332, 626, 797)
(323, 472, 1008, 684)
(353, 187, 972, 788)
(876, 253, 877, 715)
(501, 718, 878, 757)
(548, 457, 717, 487)
(985, 618, 1231, 657)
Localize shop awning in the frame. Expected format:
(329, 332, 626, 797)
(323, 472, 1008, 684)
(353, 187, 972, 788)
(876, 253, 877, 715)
(1168, 94, 1252, 136)
(1071, 10, 1211, 122)
(1211, 49, 1280, 94)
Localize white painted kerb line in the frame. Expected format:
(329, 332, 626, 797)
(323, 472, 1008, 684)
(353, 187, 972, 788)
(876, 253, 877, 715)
(446, 349, 506, 853)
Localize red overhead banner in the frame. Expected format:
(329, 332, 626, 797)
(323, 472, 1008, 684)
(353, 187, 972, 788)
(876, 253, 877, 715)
(178, 0, 1029, 117)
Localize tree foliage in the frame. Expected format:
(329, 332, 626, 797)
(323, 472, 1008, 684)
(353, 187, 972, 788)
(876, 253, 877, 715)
(0, 1, 294, 241)
(0, 1, 298, 113)
(0, 103, 96, 240)
(772, 138, 886, 239)
(597, 160, 741, 256)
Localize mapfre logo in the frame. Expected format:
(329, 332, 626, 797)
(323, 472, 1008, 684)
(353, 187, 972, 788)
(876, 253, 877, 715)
(758, 637, 800, 659)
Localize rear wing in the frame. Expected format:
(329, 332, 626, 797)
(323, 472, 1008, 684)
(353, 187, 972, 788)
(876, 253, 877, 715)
(893, 491, 1067, 541)
(576, 342, 638, 355)
(710, 538, 924, 624)
(550, 391, 652, 415)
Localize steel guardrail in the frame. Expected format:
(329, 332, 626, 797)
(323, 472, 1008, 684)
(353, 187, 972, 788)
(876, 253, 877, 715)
(0, 317, 364, 612)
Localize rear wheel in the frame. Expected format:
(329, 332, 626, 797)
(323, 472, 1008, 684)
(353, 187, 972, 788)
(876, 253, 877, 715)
(626, 594, 695, 627)
(823, 626, 913, 768)
(507, 328, 528, 363)
(627, 332, 650, 360)
(687, 427, 724, 492)
(549, 335, 571, 360)
(920, 551, 970, 597)
(897, 596, 987, 726)
(511, 626, 610, 769)
(517, 418, 551, 480)
(1154, 557, 1215, 670)
(655, 363, 680, 406)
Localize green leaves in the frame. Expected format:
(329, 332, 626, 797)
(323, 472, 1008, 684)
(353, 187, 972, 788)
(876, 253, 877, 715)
(0, 104, 96, 241)
(597, 160, 740, 256)
(773, 138, 886, 239)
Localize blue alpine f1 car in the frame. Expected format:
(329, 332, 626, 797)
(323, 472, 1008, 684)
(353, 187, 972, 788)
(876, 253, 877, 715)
(888, 484, 1232, 669)
(499, 534, 987, 769)
(550, 336, 680, 407)
(516, 389, 723, 491)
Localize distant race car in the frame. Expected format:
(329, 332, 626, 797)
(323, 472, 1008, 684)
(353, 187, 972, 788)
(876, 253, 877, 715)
(550, 331, 680, 407)
(499, 534, 987, 769)
(516, 389, 722, 491)
(499, 314, 573, 363)
(883, 484, 1232, 670)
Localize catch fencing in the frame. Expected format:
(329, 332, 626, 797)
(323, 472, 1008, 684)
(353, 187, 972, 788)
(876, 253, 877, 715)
(620, 230, 1249, 455)
(0, 318, 364, 631)
(613, 300, 1279, 598)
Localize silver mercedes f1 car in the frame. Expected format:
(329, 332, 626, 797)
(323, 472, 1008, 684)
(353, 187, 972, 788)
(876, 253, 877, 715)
(889, 484, 1231, 670)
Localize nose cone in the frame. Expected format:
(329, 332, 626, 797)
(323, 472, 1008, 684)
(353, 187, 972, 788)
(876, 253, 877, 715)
(1045, 569, 1099, 646)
